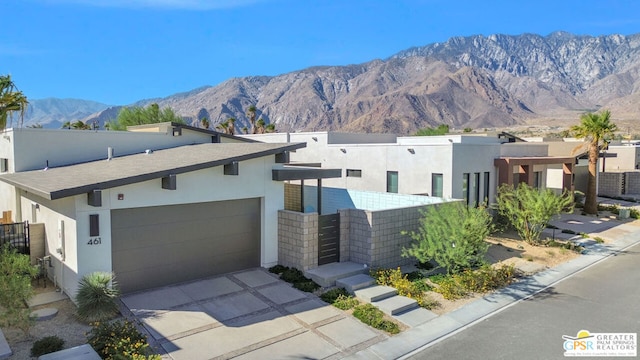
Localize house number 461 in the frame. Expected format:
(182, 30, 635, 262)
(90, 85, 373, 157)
(87, 237, 101, 245)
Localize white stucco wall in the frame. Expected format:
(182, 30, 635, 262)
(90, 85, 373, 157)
(11, 155, 283, 299)
(606, 145, 640, 171)
(9, 127, 213, 172)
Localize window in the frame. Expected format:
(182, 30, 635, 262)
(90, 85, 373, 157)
(484, 172, 490, 203)
(431, 173, 443, 198)
(474, 172, 480, 207)
(346, 169, 362, 177)
(387, 171, 398, 193)
(534, 171, 542, 189)
(0, 158, 7, 173)
(463, 173, 470, 205)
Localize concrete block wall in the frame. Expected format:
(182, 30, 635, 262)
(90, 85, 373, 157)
(277, 210, 318, 271)
(341, 205, 426, 269)
(624, 171, 640, 195)
(598, 172, 624, 197)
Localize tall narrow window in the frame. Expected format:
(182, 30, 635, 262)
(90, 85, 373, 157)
(534, 171, 542, 189)
(474, 172, 480, 207)
(484, 172, 490, 203)
(432, 173, 443, 197)
(387, 171, 398, 193)
(0, 158, 7, 173)
(463, 173, 470, 205)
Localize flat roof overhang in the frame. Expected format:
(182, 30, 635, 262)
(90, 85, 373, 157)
(272, 167, 342, 181)
(494, 156, 576, 166)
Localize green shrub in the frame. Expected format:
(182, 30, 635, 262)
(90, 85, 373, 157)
(427, 273, 447, 285)
(434, 277, 468, 300)
(333, 294, 359, 310)
(279, 268, 307, 283)
(402, 202, 492, 274)
(293, 281, 320, 292)
(268, 265, 289, 274)
(371, 268, 434, 308)
(0, 244, 38, 335)
(320, 288, 350, 304)
(87, 320, 160, 360)
(76, 272, 120, 323)
(352, 304, 400, 334)
(31, 335, 65, 357)
(631, 208, 640, 219)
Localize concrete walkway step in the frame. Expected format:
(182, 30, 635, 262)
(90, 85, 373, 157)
(305, 262, 367, 287)
(0, 329, 11, 359)
(31, 307, 59, 321)
(39, 344, 101, 360)
(375, 295, 418, 316)
(28, 291, 68, 307)
(392, 307, 438, 327)
(354, 285, 397, 302)
(336, 274, 376, 293)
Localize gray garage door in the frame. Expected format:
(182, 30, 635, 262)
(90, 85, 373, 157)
(111, 198, 260, 293)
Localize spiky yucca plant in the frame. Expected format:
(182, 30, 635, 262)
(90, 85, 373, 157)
(75, 272, 120, 323)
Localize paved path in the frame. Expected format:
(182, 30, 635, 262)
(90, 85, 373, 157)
(405, 241, 640, 360)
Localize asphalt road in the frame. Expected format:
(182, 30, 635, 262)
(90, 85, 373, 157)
(406, 242, 640, 360)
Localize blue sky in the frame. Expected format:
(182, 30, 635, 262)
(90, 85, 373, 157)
(2, 0, 639, 105)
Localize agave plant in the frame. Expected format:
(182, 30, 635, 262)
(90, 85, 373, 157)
(75, 272, 120, 323)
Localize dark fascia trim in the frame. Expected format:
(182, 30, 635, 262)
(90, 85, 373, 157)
(272, 167, 342, 181)
(44, 142, 307, 200)
(172, 123, 258, 143)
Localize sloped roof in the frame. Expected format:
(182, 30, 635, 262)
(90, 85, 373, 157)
(0, 142, 304, 200)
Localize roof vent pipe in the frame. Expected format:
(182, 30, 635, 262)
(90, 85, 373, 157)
(107, 147, 113, 161)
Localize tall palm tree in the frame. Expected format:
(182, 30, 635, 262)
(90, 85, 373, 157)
(200, 117, 210, 129)
(571, 110, 618, 214)
(226, 117, 236, 135)
(247, 105, 257, 134)
(0, 75, 28, 130)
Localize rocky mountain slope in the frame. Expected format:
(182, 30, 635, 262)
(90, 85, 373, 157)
(30, 32, 640, 134)
(22, 98, 110, 128)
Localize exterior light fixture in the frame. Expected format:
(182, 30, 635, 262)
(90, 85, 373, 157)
(407, 148, 415, 154)
(340, 148, 347, 153)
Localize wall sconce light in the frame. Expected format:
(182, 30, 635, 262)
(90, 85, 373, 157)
(340, 148, 347, 153)
(407, 148, 415, 154)
(311, 137, 318, 142)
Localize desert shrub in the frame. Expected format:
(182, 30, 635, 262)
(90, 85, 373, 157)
(320, 288, 350, 304)
(494, 183, 573, 245)
(433, 264, 516, 300)
(87, 320, 160, 360)
(30, 335, 65, 357)
(428, 273, 447, 284)
(543, 239, 583, 252)
(402, 202, 492, 274)
(371, 267, 433, 308)
(631, 208, 640, 219)
(268, 265, 288, 274)
(352, 304, 400, 334)
(76, 272, 120, 323)
(332, 294, 359, 310)
(0, 244, 38, 335)
(293, 280, 320, 292)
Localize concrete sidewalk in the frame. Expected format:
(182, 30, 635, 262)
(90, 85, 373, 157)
(344, 215, 640, 360)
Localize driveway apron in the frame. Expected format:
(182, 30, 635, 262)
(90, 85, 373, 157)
(121, 268, 387, 360)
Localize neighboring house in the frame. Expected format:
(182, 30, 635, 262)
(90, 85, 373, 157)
(595, 141, 640, 197)
(0, 123, 304, 295)
(242, 132, 576, 205)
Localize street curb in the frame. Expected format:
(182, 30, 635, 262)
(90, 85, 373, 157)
(343, 226, 640, 360)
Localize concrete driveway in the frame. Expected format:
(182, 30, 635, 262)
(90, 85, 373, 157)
(120, 268, 387, 360)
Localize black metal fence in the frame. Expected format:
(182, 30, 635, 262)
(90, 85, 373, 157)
(0, 221, 30, 255)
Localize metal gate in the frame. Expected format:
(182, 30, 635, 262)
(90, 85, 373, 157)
(318, 213, 340, 265)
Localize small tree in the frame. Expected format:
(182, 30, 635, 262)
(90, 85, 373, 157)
(415, 124, 449, 136)
(76, 272, 120, 323)
(402, 202, 492, 274)
(494, 183, 574, 245)
(108, 103, 185, 130)
(0, 244, 38, 335)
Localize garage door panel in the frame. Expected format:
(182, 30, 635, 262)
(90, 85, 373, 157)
(112, 198, 260, 293)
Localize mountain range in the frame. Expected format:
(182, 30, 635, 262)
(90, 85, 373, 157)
(23, 32, 640, 134)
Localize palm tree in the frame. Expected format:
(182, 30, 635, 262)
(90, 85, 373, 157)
(0, 75, 28, 130)
(200, 117, 210, 129)
(571, 110, 618, 214)
(226, 117, 236, 135)
(216, 122, 228, 134)
(247, 105, 257, 134)
(256, 118, 266, 134)
(61, 121, 72, 129)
